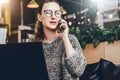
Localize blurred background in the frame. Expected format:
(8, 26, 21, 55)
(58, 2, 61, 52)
(0, 0, 120, 43)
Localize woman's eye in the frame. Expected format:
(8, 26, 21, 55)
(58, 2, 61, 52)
(46, 11, 51, 14)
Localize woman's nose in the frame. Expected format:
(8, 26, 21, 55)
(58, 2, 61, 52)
(51, 13, 56, 18)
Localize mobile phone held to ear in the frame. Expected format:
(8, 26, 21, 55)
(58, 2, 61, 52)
(57, 22, 65, 33)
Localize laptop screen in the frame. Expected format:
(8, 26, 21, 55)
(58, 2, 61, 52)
(0, 42, 49, 80)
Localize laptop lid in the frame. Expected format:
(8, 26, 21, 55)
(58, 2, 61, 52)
(0, 42, 49, 80)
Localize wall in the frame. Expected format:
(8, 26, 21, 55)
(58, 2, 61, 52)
(4, 2, 11, 35)
(10, 0, 36, 31)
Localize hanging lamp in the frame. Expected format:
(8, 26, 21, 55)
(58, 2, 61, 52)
(27, 0, 39, 8)
(60, 6, 67, 15)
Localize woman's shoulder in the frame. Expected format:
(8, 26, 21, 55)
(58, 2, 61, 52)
(68, 34, 77, 40)
(68, 34, 79, 44)
(27, 38, 42, 42)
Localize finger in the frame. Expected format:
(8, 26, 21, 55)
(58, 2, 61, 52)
(59, 19, 67, 24)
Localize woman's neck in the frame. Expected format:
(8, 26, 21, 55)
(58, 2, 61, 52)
(43, 28, 59, 43)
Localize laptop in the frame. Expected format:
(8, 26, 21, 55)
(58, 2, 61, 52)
(0, 42, 49, 80)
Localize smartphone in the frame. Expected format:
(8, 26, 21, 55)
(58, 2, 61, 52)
(57, 22, 64, 33)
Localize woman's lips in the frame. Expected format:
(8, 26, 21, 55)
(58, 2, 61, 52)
(49, 21, 57, 24)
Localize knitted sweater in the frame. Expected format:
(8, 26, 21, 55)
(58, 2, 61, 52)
(30, 34, 86, 80)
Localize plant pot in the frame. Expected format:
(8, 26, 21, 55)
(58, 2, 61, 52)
(82, 42, 106, 64)
(82, 41, 120, 64)
(105, 41, 120, 64)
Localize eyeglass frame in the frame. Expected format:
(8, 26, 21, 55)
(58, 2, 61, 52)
(43, 9, 62, 18)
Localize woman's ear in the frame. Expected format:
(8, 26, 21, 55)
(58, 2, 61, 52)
(37, 14, 42, 22)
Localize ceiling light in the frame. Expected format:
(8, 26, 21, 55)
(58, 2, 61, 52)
(109, 14, 113, 19)
(27, 0, 39, 8)
(68, 21, 72, 26)
(0, 0, 9, 4)
(60, 6, 67, 15)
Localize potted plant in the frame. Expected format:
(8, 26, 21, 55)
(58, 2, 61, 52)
(69, 25, 120, 64)
(69, 25, 120, 48)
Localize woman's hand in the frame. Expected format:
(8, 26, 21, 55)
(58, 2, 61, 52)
(57, 19, 69, 40)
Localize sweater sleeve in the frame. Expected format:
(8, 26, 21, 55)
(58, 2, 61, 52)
(65, 34, 87, 77)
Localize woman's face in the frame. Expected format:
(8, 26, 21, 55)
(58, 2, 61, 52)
(38, 2, 62, 31)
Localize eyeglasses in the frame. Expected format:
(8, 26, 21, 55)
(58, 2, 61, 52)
(44, 10, 62, 18)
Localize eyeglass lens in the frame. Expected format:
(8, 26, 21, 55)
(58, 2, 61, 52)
(44, 10, 61, 18)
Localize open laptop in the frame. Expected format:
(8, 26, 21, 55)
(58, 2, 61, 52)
(0, 42, 49, 80)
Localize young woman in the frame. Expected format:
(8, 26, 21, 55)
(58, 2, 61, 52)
(30, 1, 86, 80)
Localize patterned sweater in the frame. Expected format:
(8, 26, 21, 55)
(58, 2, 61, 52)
(30, 34, 86, 80)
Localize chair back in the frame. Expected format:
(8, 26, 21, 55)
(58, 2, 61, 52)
(0, 28, 7, 44)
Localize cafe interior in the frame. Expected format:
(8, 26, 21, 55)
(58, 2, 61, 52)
(0, 0, 120, 80)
